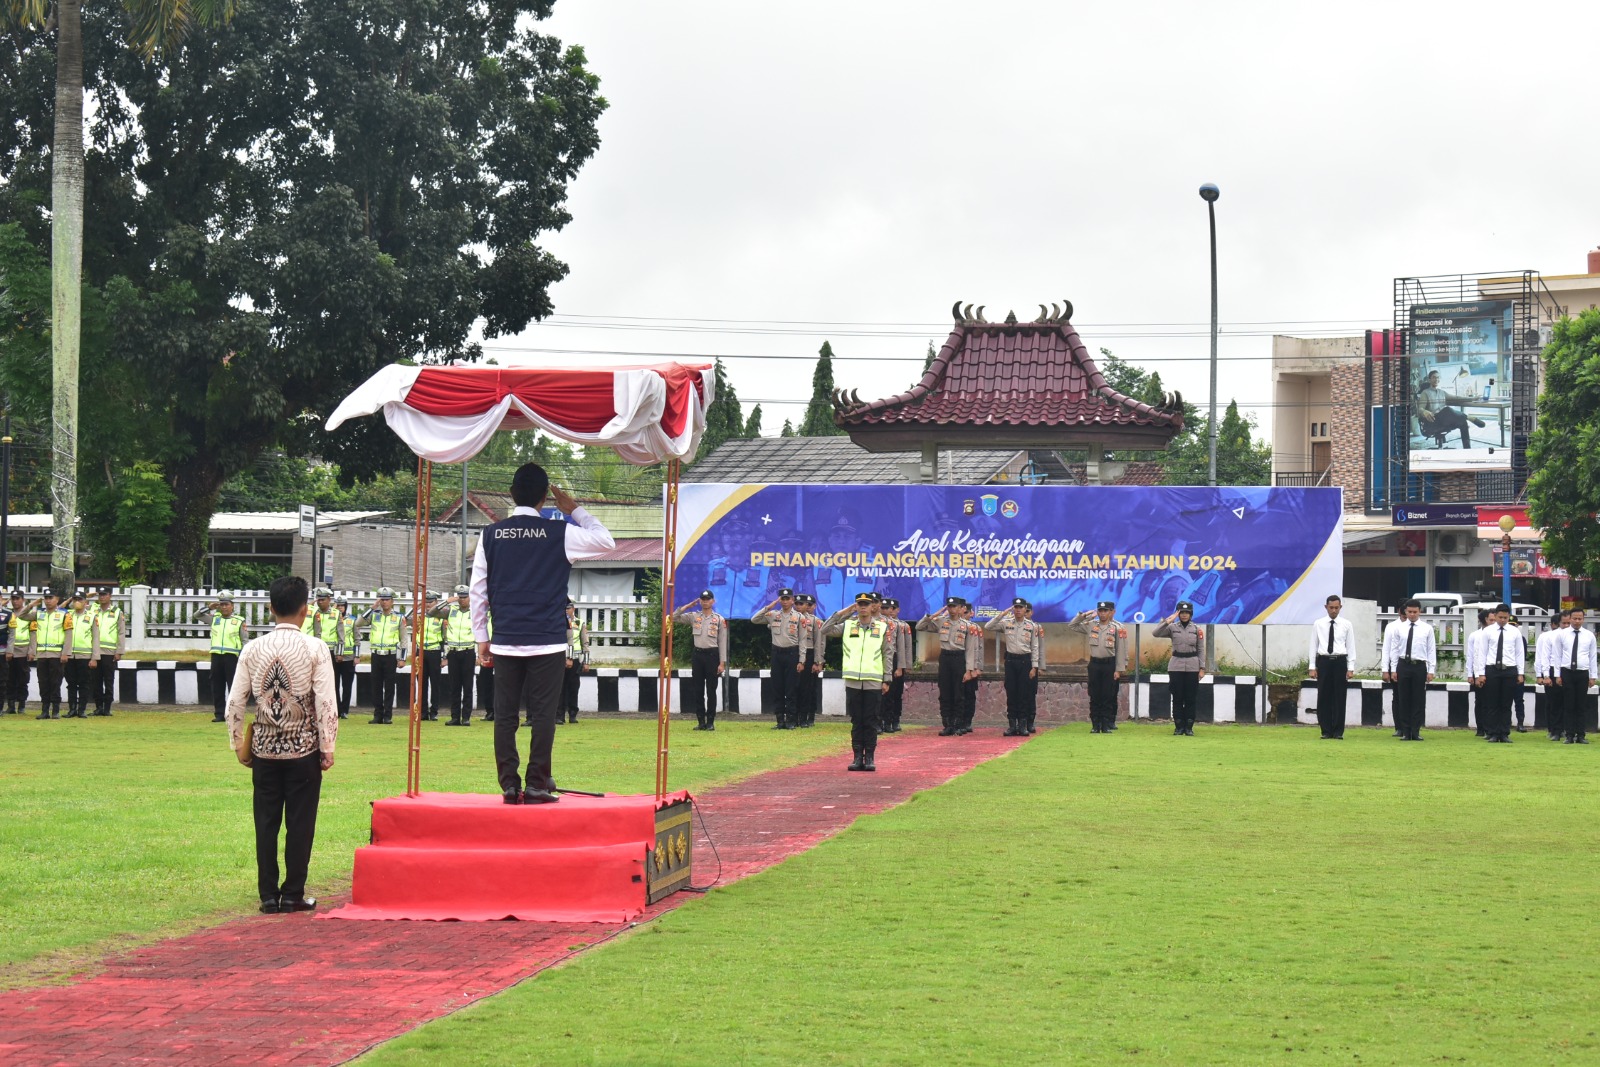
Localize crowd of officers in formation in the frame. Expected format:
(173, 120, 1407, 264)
(15, 578, 1592, 752)
(0, 583, 591, 728)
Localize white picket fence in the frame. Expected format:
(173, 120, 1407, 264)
(1372, 606, 1577, 672)
(6, 586, 656, 653)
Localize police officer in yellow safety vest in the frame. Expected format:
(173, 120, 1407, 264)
(63, 593, 98, 719)
(301, 587, 340, 662)
(196, 593, 251, 723)
(331, 595, 356, 718)
(21, 590, 69, 719)
(359, 588, 407, 724)
(3, 589, 30, 715)
(822, 591, 897, 772)
(430, 584, 477, 726)
(409, 590, 444, 721)
(561, 598, 587, 725)
(89, 587, 126, 716)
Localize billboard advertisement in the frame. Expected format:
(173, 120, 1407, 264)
(1408, 299, 1514, 472)
(674, 484, 1344, 624)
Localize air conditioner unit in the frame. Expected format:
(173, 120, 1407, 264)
(1437, 532, 1470, 556)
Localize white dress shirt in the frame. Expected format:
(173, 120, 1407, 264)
(1381, 618, 1436, 673)
(1479, 622, 1525, 671)
(1558, 626, 1599, 676)
(471, 505, 616, 656)
(1309, 616, 1355, 661)
(1468, 626, 1493, 679)
(1533, 627, 1560, 681)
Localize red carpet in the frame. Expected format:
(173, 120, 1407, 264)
(0, 729, 1029, 1067)
(330, 790, 690, 922)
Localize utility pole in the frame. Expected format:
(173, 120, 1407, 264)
(1200, 182, 1221, 487)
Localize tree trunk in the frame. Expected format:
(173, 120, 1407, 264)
(164, 458, 227, 587)
(49, 0, 84, 594)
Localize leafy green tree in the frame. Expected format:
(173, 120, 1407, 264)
(800, 340, 847, 437)
(0, 1, 606, 584)
(1528, 309, 1600, 576)
(694, 358, 745, 463)
(1, 0, 238, 592)
(780, 419, 795, 438)
(923, 341, 937, 372)
(743, 404, 762, 438)
(84, 459, 174, 582)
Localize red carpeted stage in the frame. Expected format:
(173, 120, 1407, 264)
(324, 791, 694, 923)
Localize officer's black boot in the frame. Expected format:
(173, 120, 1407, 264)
(36, 706, 49, 720)
(847, 747, 864, 772)
(862, 746, 876, 772)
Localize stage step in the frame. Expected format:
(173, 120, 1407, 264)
(347, 842, 646, 923)
(370, 791, 677, 850)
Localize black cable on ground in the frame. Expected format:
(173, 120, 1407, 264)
(682, 794, 723, 893)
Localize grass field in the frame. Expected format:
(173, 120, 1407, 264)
(0, 710, 845, 985)
(360, 724, 1600, 1067)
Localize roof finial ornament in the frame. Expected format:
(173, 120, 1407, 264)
(951, 300, 965, 323)
(1004, 309, 1018, 325)
(974, 305, 988, 324)
(1059, 299, 1074, 322)
(1036, 304, 1050, 323)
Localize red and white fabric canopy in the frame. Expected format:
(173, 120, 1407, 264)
(326, 362, 716, 465)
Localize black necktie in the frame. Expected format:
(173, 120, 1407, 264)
(1495, 627, 1504, 667)
(1327, 620, 1335, 655)
(1405, 622, 1414, 658)
(1572, 628, 1580, 670)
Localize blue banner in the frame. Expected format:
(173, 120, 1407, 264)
(674, 485, 1344, 624)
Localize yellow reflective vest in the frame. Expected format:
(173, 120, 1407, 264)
(211, 614, 246, 655)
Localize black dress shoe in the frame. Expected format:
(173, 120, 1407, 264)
(956, 727, 972, 735)
(1564, 737, 1575, 744)
(280, 896, 317, 912)
(502, 788, 523, 805)
(522, 788, 559, 804)
(1577, 737, 1591, 745)
(259, 897, 282, 914)
(938, 727, 955, 736)
(1516, 725, 1527, 733)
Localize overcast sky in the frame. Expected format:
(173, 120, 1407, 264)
(490, 0, 1600, 443)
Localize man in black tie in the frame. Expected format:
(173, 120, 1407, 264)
(1556, 607, 1596, 744)
(1381, 600, 1434, 741)
(1473, 604, 1524, 744)
(1308, 594, 1353, 739)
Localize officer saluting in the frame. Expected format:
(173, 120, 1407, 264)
(672, 590, 728, 731)
(917, 596, 982, 736)
(879, 598, 913, 733)
(1070, 601, 1127, 733)
(361, 588, 408, 725)
(984, 597, 1042, 737)
(822, 592, 896, 771)
(89, 587, 125, 716)
(409, 591, 444, 721)
(429, 584, 477, 727)
(196, 593, 250, 723)
(753, 589, 803, 729)
(1154, 601, 1205, 736)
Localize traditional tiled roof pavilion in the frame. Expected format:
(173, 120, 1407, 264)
(832, 300, 1185, 481)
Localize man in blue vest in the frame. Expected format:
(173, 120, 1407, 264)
(473, 464, 614, 804)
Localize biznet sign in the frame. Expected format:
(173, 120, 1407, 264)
(1390, 504, 1479, 527)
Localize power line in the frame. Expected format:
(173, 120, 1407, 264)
(544, 312, 1381, 329)
(478, 342, 1368, 363)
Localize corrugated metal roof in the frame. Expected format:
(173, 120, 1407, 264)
(573, 538, 661, 564)
(683, 437, 1025, 484)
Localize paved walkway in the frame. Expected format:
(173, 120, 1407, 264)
(0, 729, 1029, 1066)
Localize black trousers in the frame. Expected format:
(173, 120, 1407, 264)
(1314, 655, 1347, 737)
(937, 651, 965, 729)
(252, 751, 323, 903)
(93, 654, 117, 712)
(882, 672, 905, 729)
(7, 655, 29, 708)
(845, 686, 881, 753)
(798, 652, 818, 724)
(65, 658, 90, 715)
(334, 659, 355, 717)
(446, 649, 475, 722)
(1393, 660, 1427, 738)
(370, 653, 398, 719)
(1004, 653, 1034, 723)
(211, 653, 238, 719)
(689, 647, 720, 724)
(419, 649, 443, 716)
(1170, 669, 1200, 730)
(1423, 407, 1471, 448)
(769, 645, 800, 722)
(1481, 665, 1517, 739)
(493, 652, 564, 793)
(35, 657, 63, 713)
(1087, 658, 1118, 729)
(479, 664, 495, 719)
(1561, 668, 1590, 740)
(563, 659, 582, 720)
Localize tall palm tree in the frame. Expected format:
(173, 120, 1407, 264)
(1, 0, 235, 591)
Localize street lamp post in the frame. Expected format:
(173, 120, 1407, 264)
(1498, 514, 1516, 607)
(1199, 183, 1220, 487)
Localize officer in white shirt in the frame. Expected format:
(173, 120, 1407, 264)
(1532, 611, 1565, 741)
(1307, 594, 1355, 739)
(1468, 609, 1496, 737)
(1472, 603, 1524, 743)
(1553, 607, 1597, 744)
(1381, 599, 1435, 741)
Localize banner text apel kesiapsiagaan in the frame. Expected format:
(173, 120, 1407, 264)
(671, 484, 1343, 624)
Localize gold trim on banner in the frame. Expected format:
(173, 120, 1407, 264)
(677, 484, 769, 557)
